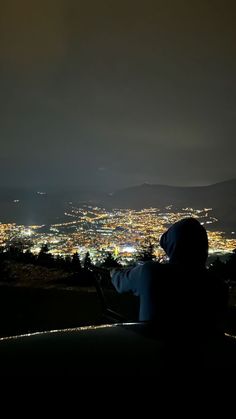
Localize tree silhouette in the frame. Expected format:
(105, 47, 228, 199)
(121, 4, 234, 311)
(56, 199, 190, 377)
(55, 255, 65, 269)
(22, 249, 36, 264)
(72, 252, 82, 272)
(101, 252, 121, 268)
(37, 244, 54, 267)
(64, 255, 72, 271)
(8, 245, 23, 260)
(84, 252, 92, 270)
(209, 256, 227, 280)
(226, 248, 236, 282)
(136, 241, 156, 262)
(40, 244, 49, 254)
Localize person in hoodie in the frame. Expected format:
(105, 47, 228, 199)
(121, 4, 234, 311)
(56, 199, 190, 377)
(110, 217, 228, 337)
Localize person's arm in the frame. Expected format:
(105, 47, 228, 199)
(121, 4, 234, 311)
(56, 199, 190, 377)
(110, 264, 145, 296)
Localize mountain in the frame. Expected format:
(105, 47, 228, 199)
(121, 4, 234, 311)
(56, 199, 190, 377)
(0, 187, 107, 226)
(0, 180, 235, 232)
(105, 179, 236, 232)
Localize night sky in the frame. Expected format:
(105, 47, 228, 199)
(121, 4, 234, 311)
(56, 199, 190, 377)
(1, 0, 236, 190)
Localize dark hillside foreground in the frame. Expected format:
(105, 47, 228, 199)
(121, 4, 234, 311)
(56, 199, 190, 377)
(0, 283, 236, 337)
(0, 284, 138, 337)
(0, 281, 235, 377)
(0, 285, 99, 337)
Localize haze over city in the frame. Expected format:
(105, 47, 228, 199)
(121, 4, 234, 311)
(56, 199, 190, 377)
(1, 0, 236, 190)
(0, 0, 236, 262)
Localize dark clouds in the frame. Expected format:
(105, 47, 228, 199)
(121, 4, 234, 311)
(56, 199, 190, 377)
(1, 0, 236, 189)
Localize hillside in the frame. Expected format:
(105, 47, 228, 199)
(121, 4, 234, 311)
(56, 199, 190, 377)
(105, 179, 236, 232)
(0, 187, 106, 225)
(0, 180, 235, 232)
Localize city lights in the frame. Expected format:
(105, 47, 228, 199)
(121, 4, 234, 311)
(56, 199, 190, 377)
(0, 205, 235, 263)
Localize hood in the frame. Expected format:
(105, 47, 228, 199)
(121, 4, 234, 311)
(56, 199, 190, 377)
(160, 217, 208, 266)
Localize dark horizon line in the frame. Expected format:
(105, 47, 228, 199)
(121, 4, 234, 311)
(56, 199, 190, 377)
(118, 177, 236, 190)
(0, 177, 235, 193)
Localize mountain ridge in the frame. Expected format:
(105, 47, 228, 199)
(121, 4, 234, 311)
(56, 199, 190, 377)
(104, 179, 236, 232)
(0, 179, 235, 232)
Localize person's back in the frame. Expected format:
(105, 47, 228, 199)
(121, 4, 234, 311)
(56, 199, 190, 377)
(111, 218, 228, 338)
(138, 261, 227, 338)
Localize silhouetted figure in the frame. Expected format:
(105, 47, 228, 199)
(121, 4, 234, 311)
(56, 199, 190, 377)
(111, 218, 228, 338)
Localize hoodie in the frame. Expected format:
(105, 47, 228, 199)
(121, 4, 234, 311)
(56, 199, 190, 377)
(160, 217, 208, 267)
(111, 218, 227, 330)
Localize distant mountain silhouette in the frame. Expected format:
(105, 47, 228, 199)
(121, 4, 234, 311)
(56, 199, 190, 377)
(0, 187, 107, 226)
(0, 180, 235, 232)
(105, 179, 236, 232)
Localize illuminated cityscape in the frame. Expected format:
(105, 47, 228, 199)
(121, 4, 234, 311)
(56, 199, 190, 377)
(0, 205, 235, 264)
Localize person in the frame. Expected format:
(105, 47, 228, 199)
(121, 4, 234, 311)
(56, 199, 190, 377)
(110, 217, 228, 338)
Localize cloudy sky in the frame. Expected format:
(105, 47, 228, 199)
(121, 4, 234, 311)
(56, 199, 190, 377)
(1, 0, 236, 190)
